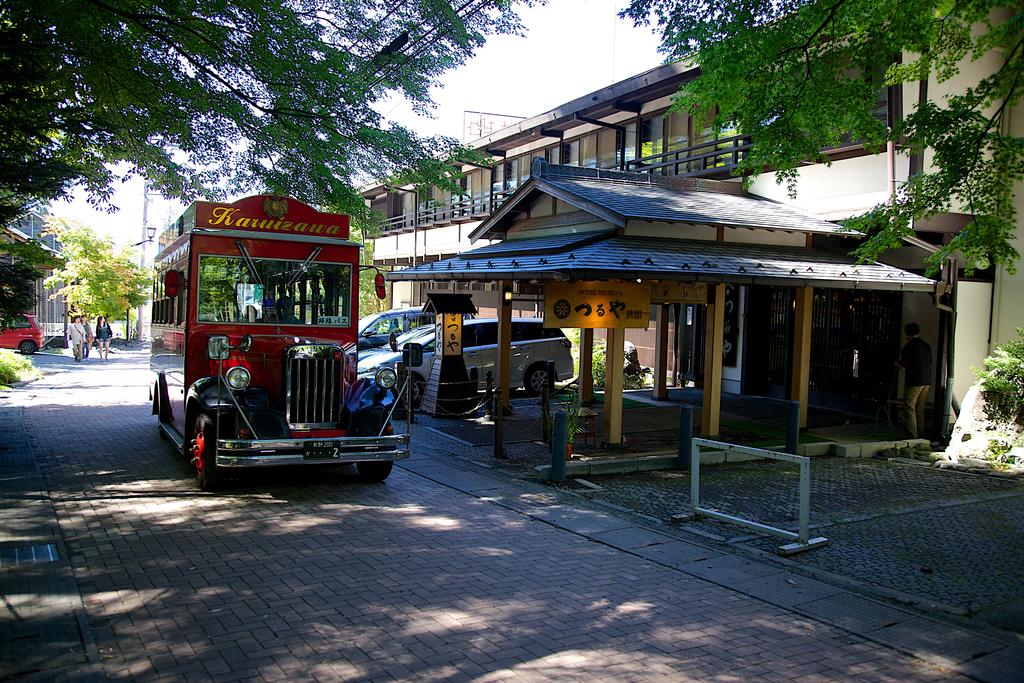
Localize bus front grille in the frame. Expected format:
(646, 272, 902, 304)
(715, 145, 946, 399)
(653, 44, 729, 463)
(286, 345, 343, 428)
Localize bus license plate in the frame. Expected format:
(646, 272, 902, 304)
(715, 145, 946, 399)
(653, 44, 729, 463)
(304, 440, 342, 460)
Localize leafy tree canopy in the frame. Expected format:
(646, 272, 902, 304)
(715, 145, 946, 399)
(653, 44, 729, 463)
(44, 218, 150, 319)
(1, 0, 530, 226)
(623, 0, 1023, 274)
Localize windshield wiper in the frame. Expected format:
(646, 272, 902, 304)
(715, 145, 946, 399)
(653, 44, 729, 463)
(284, 246, 322, 289)
(236, 240, 263, 287)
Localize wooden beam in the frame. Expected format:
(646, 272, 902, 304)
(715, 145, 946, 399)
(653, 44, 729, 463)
(789, 287, 813, 428)
(603, 327, 625, 445)
(701, 284, 725, 437)
(654, 304, 669, 400)
(497, 281, 513, 406)
(579, 328, 594, 404)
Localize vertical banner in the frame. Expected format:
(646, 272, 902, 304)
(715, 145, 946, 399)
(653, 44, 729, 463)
(723, 284, 740, 367)
(544, 281, 650, 329)
(439, 313, 463, 356)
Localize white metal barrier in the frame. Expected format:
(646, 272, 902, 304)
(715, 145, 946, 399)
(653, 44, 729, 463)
(690, 438, 829, 555)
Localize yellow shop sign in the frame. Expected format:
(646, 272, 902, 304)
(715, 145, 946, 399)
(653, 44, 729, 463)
(650, 281, 708, 304)
(544, 281, 650, 329)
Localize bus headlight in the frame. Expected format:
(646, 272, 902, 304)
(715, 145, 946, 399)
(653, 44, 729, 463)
(225, 366, 251, 390)
(374, 367, 397, 389)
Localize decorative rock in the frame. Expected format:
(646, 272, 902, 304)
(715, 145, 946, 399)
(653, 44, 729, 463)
(946, 385, 996, 461)
(959, 457, 993, 469)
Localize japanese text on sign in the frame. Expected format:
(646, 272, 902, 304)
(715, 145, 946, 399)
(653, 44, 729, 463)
(650, 282, 708, 304)
(438, 313, 463, 356)
(543, 281, 650, 329)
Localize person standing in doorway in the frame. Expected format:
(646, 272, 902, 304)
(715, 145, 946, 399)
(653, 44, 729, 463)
(94, 316, 113, 362)
(69, 315, 86, 362)
(896, 322, 933, 439)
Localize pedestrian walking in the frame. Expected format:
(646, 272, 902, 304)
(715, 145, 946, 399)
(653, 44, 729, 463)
(896, 322, 933, 439)
(82, 316, 94, 359)
(94, 316, 113, 362)
(69, 315, 86, 362)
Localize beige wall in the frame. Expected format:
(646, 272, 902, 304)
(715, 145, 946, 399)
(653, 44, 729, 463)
(955, 281, 995, 402)
(747, 154, 899, 220)
(992, 98, 1024, 347)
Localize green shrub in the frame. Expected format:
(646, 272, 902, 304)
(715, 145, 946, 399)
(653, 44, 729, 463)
(0, 349, 41, 387)
(592, 339, 607, 388)
(974, 328, 1024, 426)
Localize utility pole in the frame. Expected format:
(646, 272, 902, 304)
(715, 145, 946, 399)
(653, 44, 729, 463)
(138, 180, 150, 341)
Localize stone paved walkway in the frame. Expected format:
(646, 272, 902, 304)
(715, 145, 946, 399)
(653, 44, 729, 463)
(416, 400, 1024, 633)
(1, 349, 1022, 681)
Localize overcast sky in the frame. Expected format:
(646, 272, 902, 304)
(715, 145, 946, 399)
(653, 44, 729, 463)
(48, 1, 663, 255)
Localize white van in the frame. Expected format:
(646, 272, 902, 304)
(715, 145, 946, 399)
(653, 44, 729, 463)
(357, 318, 574, 405)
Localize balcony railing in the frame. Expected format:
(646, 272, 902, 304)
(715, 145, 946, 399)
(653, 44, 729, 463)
(626, 134, 752, 178)
(377, 137, 752, 234)
(380, 189, 516, 235)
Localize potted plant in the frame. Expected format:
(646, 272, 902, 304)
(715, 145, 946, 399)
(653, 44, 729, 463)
(561, 389, 584, 461)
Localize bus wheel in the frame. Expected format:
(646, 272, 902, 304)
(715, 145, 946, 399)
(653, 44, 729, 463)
(190, 415, 221, 491)
(357, 461, 393, 483)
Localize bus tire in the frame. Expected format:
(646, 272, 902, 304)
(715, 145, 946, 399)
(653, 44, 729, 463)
(191, 414, 221, 491)
(356, 461, 393, 483)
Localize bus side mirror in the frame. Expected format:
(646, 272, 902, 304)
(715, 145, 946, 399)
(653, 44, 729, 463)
(374, 272, 387, 300)
(403, 342, 423, 367)
(208, 335, 230, 360)
(165, 270, 181, 298)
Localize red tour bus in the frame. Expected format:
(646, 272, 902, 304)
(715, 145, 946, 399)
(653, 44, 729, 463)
(150, 194, 408, 489)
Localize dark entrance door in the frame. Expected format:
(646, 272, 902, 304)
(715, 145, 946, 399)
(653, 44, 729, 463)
(743, 286, 792, 399)
(809, 289, 901, 414)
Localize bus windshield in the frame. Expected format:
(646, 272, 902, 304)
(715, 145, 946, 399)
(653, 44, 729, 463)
(197, 254, 352, 326)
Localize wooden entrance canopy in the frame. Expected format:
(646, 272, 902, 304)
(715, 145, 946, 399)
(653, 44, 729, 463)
(388, 162, 936, 444)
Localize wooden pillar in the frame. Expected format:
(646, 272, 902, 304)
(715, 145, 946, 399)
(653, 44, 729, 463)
(497, 281, 513, 406)
(654, 303, 670, 400)
(603, 326, 625, 445)
(579, 328, 594, 404)
(789, 287, 813, 428)
(701, 284, 726, 437)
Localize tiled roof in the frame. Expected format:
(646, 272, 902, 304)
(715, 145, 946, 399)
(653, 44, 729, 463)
(542, 176, 847, 233)
(471, 162, 856, 240)
(389, 232, 935, 292)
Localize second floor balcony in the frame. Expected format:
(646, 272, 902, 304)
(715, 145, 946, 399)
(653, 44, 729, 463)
(375, 134, 752, 236)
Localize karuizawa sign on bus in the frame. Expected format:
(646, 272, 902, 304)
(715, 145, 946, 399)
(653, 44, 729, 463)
(544, 281, 650, 329)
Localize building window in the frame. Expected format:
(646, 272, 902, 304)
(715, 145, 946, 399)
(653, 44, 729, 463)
(624, 122, 637, 165)
(597, 129, 618, 169)
(580, 133, 598, 168)
(562, 139, 580, 166)
(503, 161, 515, 191)
(492, 164, 504, 195)
(545, 145, 561, 164)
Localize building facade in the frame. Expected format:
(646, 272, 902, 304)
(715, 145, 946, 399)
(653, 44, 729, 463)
(364, 56, 1020, 426)
(3, 208, 65, 341)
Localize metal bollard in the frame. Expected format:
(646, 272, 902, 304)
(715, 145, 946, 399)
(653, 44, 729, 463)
(484, 371, 494, 418)
(786, 400, 800, 455)
(541, 386, 550, 443)
(493, 395, 505, 459)
(678, 404, 693, 470)
(550, 410, 567, 482)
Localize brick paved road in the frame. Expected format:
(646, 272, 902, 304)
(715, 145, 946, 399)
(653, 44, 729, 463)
(0, 349, 1003, 681)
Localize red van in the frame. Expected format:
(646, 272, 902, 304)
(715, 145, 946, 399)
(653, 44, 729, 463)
(0, 314, 44, 354)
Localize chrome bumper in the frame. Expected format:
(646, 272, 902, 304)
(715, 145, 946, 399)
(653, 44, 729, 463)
(215, 434, 410, 468)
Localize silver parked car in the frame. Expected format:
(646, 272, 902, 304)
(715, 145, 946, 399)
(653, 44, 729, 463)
(357, 318, 574, 405)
